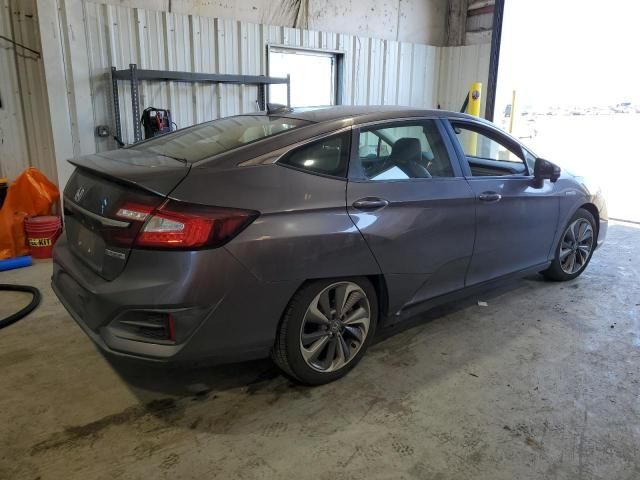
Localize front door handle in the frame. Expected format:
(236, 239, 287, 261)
(352, 197, 389, 210)
(478, 191, 502, 202)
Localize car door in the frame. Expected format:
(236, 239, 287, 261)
(444, 118, 560, 286)
(346, 118, 476, 318)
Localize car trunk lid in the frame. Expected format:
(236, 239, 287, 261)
(62, 149, 190, 280)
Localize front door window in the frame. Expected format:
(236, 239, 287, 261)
(452, 123, 528, 176)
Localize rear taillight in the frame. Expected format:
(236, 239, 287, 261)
(113, 200, 257, 249)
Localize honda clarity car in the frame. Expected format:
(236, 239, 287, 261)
(52, 106, 607, 385)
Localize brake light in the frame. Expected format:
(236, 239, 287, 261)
(114, 200, 258, 249)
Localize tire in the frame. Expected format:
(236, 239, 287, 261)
(543, 208, 597, 281)
(272, 277, 378, 385)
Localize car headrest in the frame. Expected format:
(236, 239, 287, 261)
(390, 138, 422, 164)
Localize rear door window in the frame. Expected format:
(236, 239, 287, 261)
(278, 132, 351, 178)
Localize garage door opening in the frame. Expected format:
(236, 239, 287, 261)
(495, 0, 640, 223)
(268, 46, 341, 108)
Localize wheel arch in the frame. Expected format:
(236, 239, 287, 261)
(273, 274, 389, 341)
(542, 202, 600, 281)
(579, 202, 600, 240)
(367, 274, 389, 321)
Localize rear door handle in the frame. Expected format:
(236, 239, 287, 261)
(478, 191, 502, 202)
(352, 197, 389, 210)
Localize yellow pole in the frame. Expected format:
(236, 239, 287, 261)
(509, 89, 517, 134)
(466, 82, 482, 155)
(468, 82, 482, 117)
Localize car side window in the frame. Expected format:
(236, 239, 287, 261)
(279, 132, 350, 178)
(452, 123, 528, 177)
(353, 120, 454, 181)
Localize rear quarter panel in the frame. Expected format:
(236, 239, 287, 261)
(169, 164, 381, 282)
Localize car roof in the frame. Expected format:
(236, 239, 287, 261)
(193, 106, 502, 169)
(274, 105, 474, 125)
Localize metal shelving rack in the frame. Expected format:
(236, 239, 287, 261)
(111, 63, 291, 143)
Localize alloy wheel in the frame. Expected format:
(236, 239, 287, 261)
(559, 218, 594, 275)
(299, 282, 371, 373)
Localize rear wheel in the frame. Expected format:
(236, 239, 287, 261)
(543, 208, 596, 281)
(272, 278, 378, 385)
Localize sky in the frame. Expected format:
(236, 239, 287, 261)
(496, 0, 640, 110)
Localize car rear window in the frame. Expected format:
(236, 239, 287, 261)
(128, 115, 310, 163)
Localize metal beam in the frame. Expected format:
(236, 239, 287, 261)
(111, 68, 289, 85)
(484, 0, 505, 121)
(129, 64, 142, 143)
(468, 1, 495, 11)
(110, 67, 122, 143)
(467, 5, 495, 16)
(445, 0, 468, 47)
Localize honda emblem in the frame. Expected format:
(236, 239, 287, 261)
(74, 186, 86, 202)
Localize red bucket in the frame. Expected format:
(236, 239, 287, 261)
(25, 216, 62, 259)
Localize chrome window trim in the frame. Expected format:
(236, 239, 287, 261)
(353, 115, 443, 130)
(239, 126, 353, 168)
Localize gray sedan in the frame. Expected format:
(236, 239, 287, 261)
(52, 106, 607, 385)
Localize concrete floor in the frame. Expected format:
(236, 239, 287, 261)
(0, 221, 639, 480)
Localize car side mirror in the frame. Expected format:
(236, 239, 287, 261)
(533, 158, 561, 187)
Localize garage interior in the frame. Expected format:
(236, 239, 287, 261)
(1, 0, 639, 478)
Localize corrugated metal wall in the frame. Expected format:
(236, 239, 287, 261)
(438, 43, 491, 116)
(0, 0, 56, 183)
(83, 2, 442, 149)
(26, 0, 490, 188)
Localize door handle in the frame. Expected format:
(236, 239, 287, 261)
(352, 197, 389, 210)
(478, 191, 502, 202)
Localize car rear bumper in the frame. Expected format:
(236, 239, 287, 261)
(52, 233, 299, 364)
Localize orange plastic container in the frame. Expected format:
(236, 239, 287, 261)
(24, 216, 62, 259)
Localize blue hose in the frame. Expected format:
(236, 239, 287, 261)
(0, 255, 33, 272)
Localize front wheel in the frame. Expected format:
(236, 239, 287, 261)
(543, 208, 597, 281)
(272, 277, 378, 385)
